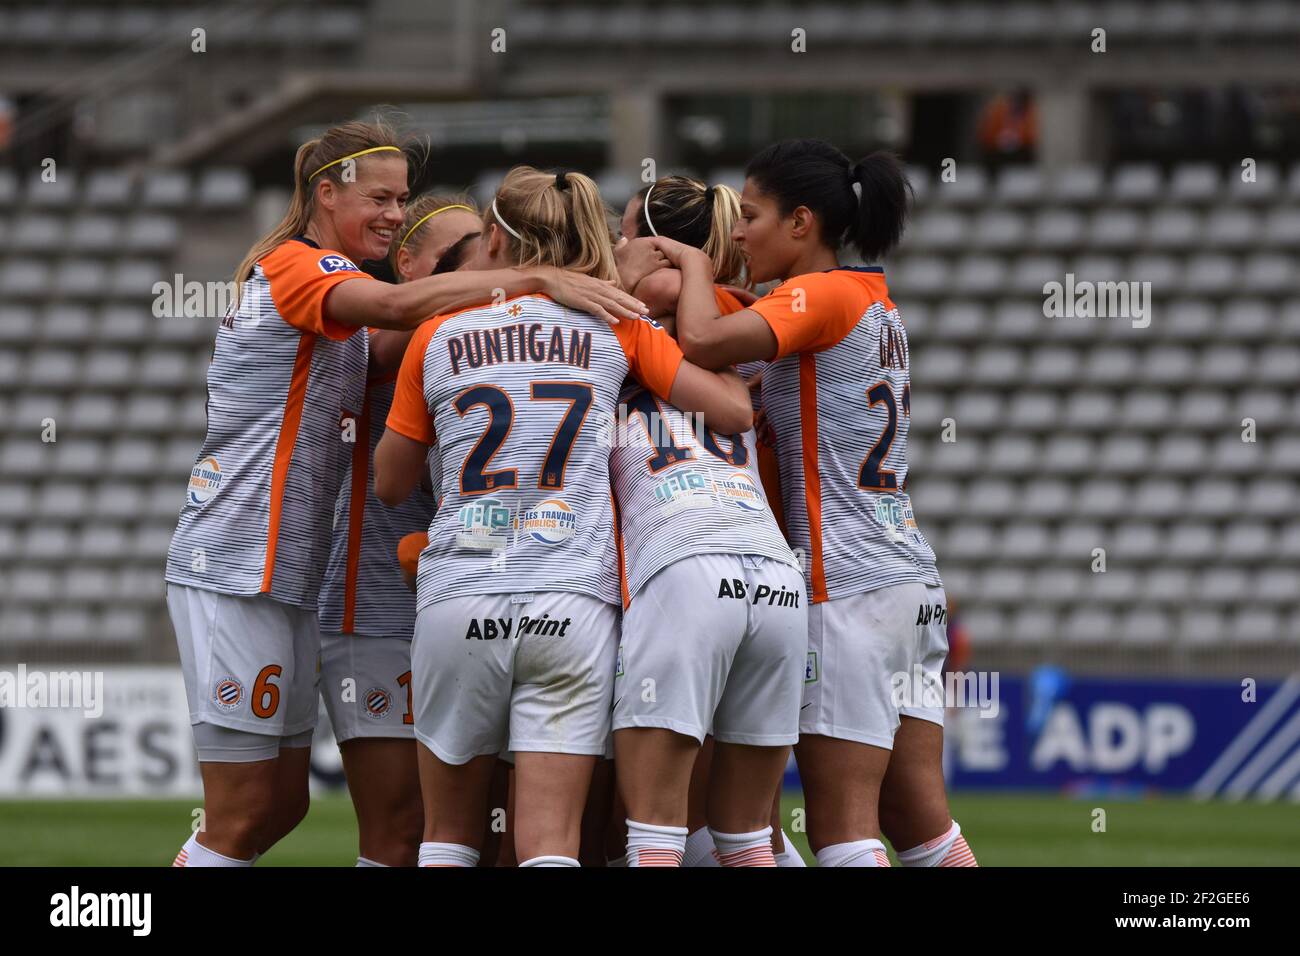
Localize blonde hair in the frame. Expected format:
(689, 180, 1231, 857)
(488, 166, 617, 282)
(388, 192, 478, 273)
(636, 176, 744, 286)
(232, 118, 408, 305)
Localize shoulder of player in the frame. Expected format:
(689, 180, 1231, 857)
(261, 236, 364, 276)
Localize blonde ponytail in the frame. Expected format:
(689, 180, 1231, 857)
(490, 166, 617, 282)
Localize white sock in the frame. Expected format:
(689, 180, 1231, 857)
(815, 838, 891, 867)
(896, 820, 977, 867)
(519, 855, 579, 867)
(172, 833, 254, 867)
(624, 819, 688, 867)
(709, 826, 777, 867)
(774, 828, 806, 867)
(356, 856, 387, 867)
(683, 827, 720, 867)
(418, 842, 479, 867)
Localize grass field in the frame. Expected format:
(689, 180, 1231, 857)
(2, 792, 1296, 866)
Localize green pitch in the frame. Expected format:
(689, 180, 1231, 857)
(1, 793, 1296, 866)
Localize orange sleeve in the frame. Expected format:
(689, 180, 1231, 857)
(397, 531, 428, 578)
(612, 316, 685, 402)
(748, 272, 862, 359)
(713, 287, 743, 314)
(384, 319, 438, 445)
(259, 241, 373, 341)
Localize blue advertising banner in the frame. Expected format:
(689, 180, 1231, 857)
(781, 671, 1300, 801)
(940, 670, 1300, 800)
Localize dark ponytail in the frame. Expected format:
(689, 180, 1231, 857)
(744, 138, 912, 262)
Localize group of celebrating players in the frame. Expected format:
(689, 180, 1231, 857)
(164, 118, 977, 868)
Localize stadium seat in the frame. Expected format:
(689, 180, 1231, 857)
(84, 171, 135, 208)
(140, 171, 192, 209)
(1111, 164, 1163, 203)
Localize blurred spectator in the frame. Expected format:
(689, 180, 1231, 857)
(0, 95, 15, 153)
(976, 89, 1037, 163)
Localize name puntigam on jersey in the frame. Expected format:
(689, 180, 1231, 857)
(749, 267, 941, 603)
(385, 294, 685, 612)
(165, 237, 372, 609)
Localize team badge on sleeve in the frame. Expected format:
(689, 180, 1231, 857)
(318, 254, 361, 274)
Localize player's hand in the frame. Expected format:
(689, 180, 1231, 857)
(542, 268, 646, 325)
(614, 236, 669, 292)
(755, 406, 775, 447)
(646, 235, 709, 269)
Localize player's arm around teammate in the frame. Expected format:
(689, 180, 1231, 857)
(317, 195, 482, 867)
(164, 119, 638, 869)
(654, 140, 976, 868)
(374, 167, 751, 867)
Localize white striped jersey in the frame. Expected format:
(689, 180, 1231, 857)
(749, 267, 941, 603)
(610, 381, 798, 605)
(318, 376, 437, 639)
(385, 294, 685, 612)
(165, 238, 372, 609)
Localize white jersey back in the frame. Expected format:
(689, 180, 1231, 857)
(385, 294, 687, 613)
(610, 382, 798, 604)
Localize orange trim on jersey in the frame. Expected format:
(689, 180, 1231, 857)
(611, 490, 631, 610)
(799, 352, 828, 603)
(757, 441, 787, 539)
(340, 399, 371, 634)
(397, 531, 428, 579)
(261, 334, 316, 592)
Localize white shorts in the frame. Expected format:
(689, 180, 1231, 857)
(411, 591, 619, 765)
(801, 582, 949, 749)
(167, 583, 321, 742)
(613, 554, 807, 746)
(320, 632, 415, 744)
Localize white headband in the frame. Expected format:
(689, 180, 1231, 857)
(491, 198, 523, 240)
(642, 182, 659, 237)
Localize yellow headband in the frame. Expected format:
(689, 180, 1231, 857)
(396, 204, 474, 256)
(308, 145, 402, 182)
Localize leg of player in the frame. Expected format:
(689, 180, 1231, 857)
(794, 734, 893, 866)
(769, 784, 805, 866)
(185, 759, 282, 864)
(580, 757, 618, 866)
(613, 728, 699, 866)
(682, 736, 720, 866)
(512, 752, 599, 866)
(256, 742, 313, 854)
(496, 763, 518, 867)
(339, 738, 423, 866)
(415, 747, 498, 867)
(706, 742, 789, 866)
(480, 757, 511, 867)
(880, 716, 977, 866)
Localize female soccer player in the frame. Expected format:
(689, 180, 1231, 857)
(660, 139, 977, 867)
(317, 194, 483, 867)
(165, 121, 646, 868)
(607, 175, 806, 867)
(373, 166, 753, 868)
